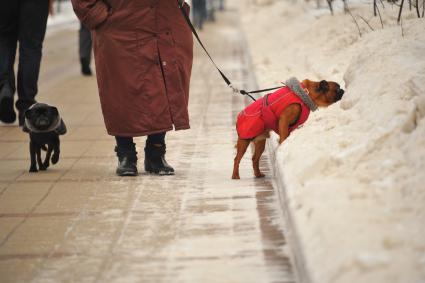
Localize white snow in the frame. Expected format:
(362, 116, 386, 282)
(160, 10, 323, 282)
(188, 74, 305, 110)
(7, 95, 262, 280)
(240, 0, 425, 282)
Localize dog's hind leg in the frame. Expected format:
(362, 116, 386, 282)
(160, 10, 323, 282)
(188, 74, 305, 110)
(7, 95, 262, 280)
(252, 139, 266, 178)
(232, 138, 250, 179)
(29, 141, 38, 172)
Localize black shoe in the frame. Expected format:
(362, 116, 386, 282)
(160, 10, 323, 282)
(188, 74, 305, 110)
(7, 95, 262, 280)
(144, 143, 175, 175)
(115, 146, 138, 176)
(0, 84, 16, 124)
(80, 58, 92, 76)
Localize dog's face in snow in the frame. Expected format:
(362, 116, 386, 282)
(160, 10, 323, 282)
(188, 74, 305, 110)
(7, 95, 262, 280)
(24, 103, 61, 132)
(303, 79, 345, 107)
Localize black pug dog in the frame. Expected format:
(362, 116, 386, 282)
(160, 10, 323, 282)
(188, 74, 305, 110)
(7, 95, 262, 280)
(23, 103, 67, 172)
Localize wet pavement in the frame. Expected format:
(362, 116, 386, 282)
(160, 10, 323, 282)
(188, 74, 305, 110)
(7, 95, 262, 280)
(0, 7, 294, 283)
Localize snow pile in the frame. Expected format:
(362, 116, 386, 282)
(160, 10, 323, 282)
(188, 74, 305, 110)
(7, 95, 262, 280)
(241, 1, 425, 282)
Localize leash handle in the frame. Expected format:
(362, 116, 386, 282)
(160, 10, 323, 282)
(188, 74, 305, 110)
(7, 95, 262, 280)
(178, 1, 284, 101)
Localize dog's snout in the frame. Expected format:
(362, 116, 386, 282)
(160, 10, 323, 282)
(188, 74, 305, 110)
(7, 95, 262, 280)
(335, 88, 344, 101)
(38, 119, 49, 126)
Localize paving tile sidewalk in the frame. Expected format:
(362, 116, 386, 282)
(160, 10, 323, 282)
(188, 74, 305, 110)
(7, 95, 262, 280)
(0, 7, 294, 283)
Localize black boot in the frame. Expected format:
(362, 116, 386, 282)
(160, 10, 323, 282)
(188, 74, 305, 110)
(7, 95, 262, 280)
(115, 146, 138, 176)
(18, 111, 25, 127)
(0, 83, 16, 124)
(80, 58, 92, 76)
(144, 143, 174, 175)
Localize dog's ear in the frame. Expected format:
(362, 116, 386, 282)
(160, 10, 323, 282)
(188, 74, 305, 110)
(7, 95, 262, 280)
(50, 106, 59, 116)
(318, 80, 329, 92)
(56, 119, 67, 135)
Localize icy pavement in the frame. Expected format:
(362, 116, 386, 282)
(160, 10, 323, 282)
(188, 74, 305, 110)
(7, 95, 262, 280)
(0, 7, 294, 283)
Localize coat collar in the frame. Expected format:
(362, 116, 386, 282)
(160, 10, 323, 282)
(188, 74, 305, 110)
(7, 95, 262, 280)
(285, 77, 318, 112)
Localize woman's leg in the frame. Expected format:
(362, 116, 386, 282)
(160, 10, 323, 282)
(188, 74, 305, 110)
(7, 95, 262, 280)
(145, 132, 174, 175)
(115, 136, 135, 149)
(114, 136, 138, 176)
(146, 132, 165, 146)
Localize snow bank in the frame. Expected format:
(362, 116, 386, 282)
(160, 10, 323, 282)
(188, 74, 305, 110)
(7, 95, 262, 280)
(240, 1, 425, 282)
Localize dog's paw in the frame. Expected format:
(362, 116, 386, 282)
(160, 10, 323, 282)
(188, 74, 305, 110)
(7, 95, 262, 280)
(231, 174, 240, 180)
(39, 166, 47, 171)
(51, 155, 59, 164)
(29, 167, 38, 173)
(255, 173, 266, 178)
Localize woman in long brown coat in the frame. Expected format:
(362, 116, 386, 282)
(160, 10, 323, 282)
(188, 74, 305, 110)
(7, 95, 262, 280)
(71, 0, 193, 176)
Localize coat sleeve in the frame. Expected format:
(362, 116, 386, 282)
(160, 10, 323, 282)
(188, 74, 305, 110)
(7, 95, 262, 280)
(71, 0, 111, 29)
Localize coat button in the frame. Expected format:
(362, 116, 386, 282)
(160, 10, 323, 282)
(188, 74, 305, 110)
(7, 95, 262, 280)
(162, 61, 167, 66)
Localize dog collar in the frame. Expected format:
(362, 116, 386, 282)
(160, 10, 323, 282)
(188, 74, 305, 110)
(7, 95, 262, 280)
(285, 77, 318, 111)
(24, 116, 62, 133)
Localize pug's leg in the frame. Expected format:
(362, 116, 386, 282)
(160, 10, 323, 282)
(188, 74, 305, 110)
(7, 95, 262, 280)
(252, 139, 266, 178)
(36, 145, 46, 170)
(51, 138, 60, 164)
(29, 141, 38, 172)
(232, 138, 250, 179)
(43, 143, 53, 169)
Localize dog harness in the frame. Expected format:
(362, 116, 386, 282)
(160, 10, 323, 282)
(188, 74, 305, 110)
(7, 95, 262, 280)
(236, 80, 313, 140)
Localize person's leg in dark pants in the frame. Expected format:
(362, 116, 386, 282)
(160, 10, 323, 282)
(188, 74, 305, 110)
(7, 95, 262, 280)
(0, 1, 19, 123)
(79, 23, 92, 76)
(146, 132, 166, 146)
(115, 136, 138, 176)
(145, 132, 174, 175)
(219, 0, 225, 11)
(16, 0, 49, 125)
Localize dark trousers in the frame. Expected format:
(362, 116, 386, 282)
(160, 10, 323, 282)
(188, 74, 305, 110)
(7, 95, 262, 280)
(192, 0, 207, 29)
(79, 23, 92, 62)
(0, 0, 49, 112)
(115, 133, 166, 151)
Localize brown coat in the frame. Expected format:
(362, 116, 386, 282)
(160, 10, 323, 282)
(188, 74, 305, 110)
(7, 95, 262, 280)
(71, 0, 193, 136)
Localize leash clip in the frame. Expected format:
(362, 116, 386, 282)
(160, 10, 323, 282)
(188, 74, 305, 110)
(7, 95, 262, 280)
(229, 84, 240, 95)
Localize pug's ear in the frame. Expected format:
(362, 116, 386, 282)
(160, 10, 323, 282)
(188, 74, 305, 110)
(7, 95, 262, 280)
(50, 107, 59, 116)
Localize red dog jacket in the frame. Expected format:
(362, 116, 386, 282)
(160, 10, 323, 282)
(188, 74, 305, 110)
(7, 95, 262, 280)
(236, 85, 311, 139)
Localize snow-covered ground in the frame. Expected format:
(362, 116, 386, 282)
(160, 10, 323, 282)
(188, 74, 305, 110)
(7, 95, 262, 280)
(240, 0, 425, 282)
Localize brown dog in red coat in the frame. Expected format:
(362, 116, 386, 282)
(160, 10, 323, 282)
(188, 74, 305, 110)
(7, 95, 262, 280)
(232, 77, 344, 179)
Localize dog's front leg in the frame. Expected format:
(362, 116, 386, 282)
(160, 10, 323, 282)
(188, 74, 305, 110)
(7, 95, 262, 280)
(232, 138, 250, 179)
(43, 143, 53, 169)
(36, 146, 46, 171)
(29, 141, 38, 172)
(278, 118, 290, 144)
(278, 104, 301, 144)
(51, 138, 60, 164)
